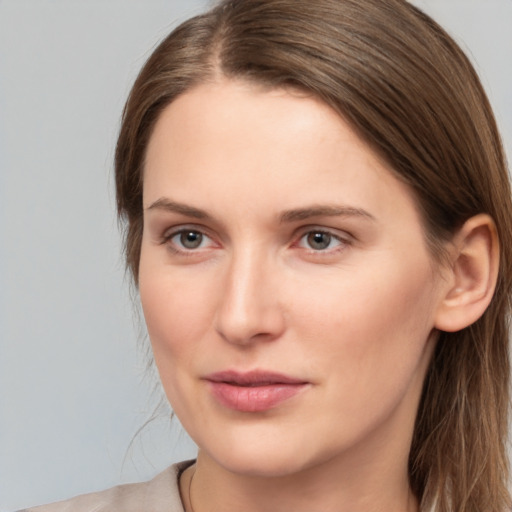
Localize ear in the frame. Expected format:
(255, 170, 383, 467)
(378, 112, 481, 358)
(434, 214, 499, 333)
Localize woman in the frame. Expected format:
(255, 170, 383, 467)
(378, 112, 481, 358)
(25, 0, 511, 511)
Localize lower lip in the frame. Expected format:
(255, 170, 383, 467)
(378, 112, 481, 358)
(207, 382, 308, 412)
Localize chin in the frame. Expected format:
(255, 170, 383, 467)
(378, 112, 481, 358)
(215, 451, 310, 478)
(198, 428, 334, 479)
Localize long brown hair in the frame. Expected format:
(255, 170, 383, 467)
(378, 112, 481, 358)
(115, 1, 512, 510)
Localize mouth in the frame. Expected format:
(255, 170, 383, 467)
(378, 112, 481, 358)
(204, 370, 310, 412)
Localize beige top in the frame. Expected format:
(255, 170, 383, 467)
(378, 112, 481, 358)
(20, 460, 194, 512)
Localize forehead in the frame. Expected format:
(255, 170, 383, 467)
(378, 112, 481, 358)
(146, 80, 350, 167)
(143, 80, 422, 229)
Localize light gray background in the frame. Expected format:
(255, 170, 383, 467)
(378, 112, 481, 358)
(1, 1, 510, 510)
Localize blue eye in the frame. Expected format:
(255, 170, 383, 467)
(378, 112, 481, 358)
(299, 230, 344, 251)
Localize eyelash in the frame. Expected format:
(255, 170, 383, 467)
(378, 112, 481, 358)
(159, 226, 352, 256)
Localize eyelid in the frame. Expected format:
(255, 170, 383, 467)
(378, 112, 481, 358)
(160, 222, 210, 240)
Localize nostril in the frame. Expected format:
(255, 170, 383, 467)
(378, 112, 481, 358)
(214, 303, 286, 346)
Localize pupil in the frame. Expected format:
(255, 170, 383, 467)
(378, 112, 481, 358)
(308, 232, 331, 250)
(181, 231, 202, 249)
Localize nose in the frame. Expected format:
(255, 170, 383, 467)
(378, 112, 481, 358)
(214, 249, 286, 346)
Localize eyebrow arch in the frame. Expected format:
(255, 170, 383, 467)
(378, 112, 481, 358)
(280, 205, 375, 223)
(146, 198, 211, 219)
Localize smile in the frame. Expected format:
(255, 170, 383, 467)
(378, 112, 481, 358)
(204, 370, 310, 412)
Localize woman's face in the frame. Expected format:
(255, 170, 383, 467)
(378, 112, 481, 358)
(139, 80, 446, 477)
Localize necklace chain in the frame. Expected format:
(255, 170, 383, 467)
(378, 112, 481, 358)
(187, 465, 196, 512)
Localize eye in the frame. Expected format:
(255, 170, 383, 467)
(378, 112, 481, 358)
(175, 230, 205, 249)
(297, 230, 346, 251)
(163, 228, 216, 253)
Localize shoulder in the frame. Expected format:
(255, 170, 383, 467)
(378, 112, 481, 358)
(19, 460, 194, 512)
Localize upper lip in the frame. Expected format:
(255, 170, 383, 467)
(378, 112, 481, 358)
(204, 370, 308, 387)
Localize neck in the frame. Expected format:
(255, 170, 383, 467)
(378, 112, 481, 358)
(182, 436, 419, 512)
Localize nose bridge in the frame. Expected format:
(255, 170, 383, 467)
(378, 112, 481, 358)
(215, 243, 284, 345)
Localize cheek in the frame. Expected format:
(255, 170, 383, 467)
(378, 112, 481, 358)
(291, 257, 438, 393)
(138, 266, 214, 421)
(296, 256, 434, 330)
(138, 260, 214, 367)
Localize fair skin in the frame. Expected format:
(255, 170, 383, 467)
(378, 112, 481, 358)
(138, 80, 498, 512)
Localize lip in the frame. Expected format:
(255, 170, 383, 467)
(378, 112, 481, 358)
(204, 370, 310, 412)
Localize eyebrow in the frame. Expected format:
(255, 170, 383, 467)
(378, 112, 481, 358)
(146, 198, 210, 219)
(146, 198, 375, 223)
(279, 205, 375, 223)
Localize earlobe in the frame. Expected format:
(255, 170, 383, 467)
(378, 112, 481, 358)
(434, 214, 499, 333)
